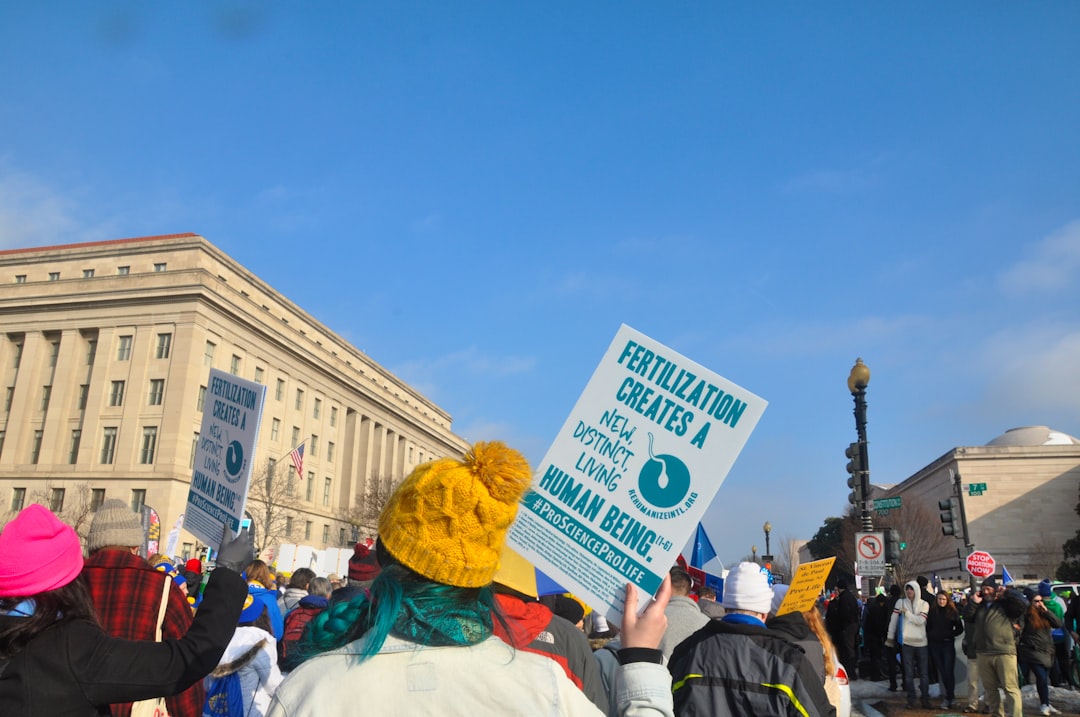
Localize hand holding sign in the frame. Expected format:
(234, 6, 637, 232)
(216, 524, 254, 572)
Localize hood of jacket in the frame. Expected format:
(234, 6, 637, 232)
(492, 593, 553, 647)
(297, 594, 328, 610)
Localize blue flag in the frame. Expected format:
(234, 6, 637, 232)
(691, 523, 717, 569)
(1002, 565, 1013, 585)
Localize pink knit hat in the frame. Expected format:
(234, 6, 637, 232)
(0, 504, 84, 597)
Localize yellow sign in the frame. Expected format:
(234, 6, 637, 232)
(775, 557, 835, 616)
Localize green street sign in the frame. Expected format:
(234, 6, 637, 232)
(873, 497, 902, 510)
(969, 489, 983, 496)
(968, 482, 987, 496)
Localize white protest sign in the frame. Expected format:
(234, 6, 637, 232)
(184, 369, 266, 549)
(508, 324, 767, 623)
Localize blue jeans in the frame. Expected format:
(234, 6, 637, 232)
(902, 643, 930, 702)
(1020, 661, 1050, 705)
(928, 639, 957, 701)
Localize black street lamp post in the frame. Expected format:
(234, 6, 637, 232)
(848, 358, 873, 532)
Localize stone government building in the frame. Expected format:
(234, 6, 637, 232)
(0, 233, 469, 560)
(871, 426, 1080, 583)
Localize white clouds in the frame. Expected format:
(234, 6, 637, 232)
(976, 324, 1080, 411)
(0, 168, 88, 249)
(999, 220, 1080, 295)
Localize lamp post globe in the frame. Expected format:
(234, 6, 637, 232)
(763, 521, 772, 556)
(751, 545, 757, 563)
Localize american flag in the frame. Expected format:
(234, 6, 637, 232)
(289, 443, 305, 479)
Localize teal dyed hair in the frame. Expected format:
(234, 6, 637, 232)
(295, 563, 497, 666)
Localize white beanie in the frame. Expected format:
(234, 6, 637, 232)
(722, 561, 773, 614)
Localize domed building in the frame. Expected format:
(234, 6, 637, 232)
(870, 426, 1080, 587)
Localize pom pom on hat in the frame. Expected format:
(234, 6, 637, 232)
(722, 561, 773, 615)
(87, 499, 144, 552)
(378, 441, 532, 588)
(0, 504, 84, 597)
(348, 541, 381, 582)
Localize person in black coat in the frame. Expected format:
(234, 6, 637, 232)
(925, 590, 964, 709)
(0, 504, 250, 716)
(862, 591, 891, 680)
(825, 577, 861, 680)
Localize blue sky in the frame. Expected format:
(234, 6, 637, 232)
(2, 3, 1078, 566)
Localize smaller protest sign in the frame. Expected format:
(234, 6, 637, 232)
(775, 557, 836, 616)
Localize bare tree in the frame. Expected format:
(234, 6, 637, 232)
(245, 458, 299, 557)
(339, 471, 396, 542)
(1029, 533, 1061, 580)
(24, 481, 96, 539)
(775, 534, 804, 582)
(876, 499, 944, 585)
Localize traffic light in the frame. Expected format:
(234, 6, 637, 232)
(845, 442, 863, 506)
(939, 497, 961, 538)
(886, 529, 902, 563)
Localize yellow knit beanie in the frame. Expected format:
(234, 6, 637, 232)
(377, 441, 532, 588)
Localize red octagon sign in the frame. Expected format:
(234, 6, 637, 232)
(966, 550, 996, 578)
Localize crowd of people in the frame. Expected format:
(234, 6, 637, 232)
(0, 440, 1078, 716)
(822, 570, 1080, 716)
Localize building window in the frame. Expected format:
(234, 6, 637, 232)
(313, 398, 321, 419)
(109, 380, 125, 407)
(90, 488, 105, 511)
(48, 341, 60, 367)
(304, 521, 312, 540)
(83, 269, 95, 278)
(30, 430, 43, 464)
(295, 389, 304, 411)
(285, 517, 293, 537)
(291, 426, 300, 447)
(197, 385, 207, 412)
(48, 272, 60, 281)
(100, 427, 118, 464)
(148, 379, 165, 406)
(78, 384, 89, 410)
(408, 446, 414, 464)
(131, 489, 146, 513)
(190, 433, 199, 469)
(310, 434, 318, 458)
(287, 473, 296, 497)
(3, 386, 12, 411)
(69, 429, 81, 464)
(330, 406, 338, 427)
(117, 335, 132, 361)
(13, 342, 22, 369)
(254, 367, 264, 384)
(0, 430, 5, 459)
(40, 385, 51, 411)
(204, 341, 216, 367)
(323, 477, 331, 506)
(270, 418, 280, 441)
(231, 354, 241, 373)
(14, 275, 25, 283)
(154, 262, 167, 272)
(10, 486, 25, 512)
(327, 441, 335, 463)
(322, 524, 329, 544)
(182, 542, 193, 560)
(306, 472, 315, 501)
(117, 265, 130, 275)
(275, 379, 284, 401)
(339, 527, 346, 545)
(140, 427, 158, 464)
(86, 339, 97, 365)
(155, 333, 172, 359)
(49, 488, 65, 512)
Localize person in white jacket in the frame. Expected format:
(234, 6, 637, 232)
(207, 594, 284, 716)
(885, 580, 930, 709)
(266, 442, 673, 717)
